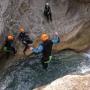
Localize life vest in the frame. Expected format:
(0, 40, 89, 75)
(2, 39, 14, 53)
(42, 40, 53, 58)
(4, 39, 14, 48)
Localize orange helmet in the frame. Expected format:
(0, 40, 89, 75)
(19, 27, 24, 32)
(40, 33, 49, 42)
(8, 35, 14, 40)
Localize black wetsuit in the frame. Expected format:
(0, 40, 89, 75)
(3, 39, 16, 58)
(44, 5, 52, 22)
(18, 32, 33, 54)
(41, 40, 53, 70)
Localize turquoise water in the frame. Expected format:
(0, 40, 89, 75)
(0, 51, 89, 90)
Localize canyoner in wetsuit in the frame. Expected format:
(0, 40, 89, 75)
(44, 3, 52, 22)
(2, 35, 17, 58)
(18, 27, 33, 55)
(30, 33, 60, 70)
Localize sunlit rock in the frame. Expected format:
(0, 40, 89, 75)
(34, 74, 90, 90)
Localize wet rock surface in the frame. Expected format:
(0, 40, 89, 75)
(0, 51, 89, 90)
(34, 74, 90, 90)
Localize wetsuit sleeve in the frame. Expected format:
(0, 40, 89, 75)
(52, 36, 60, 44)
(32, 44, 43, 53)
(18, 33, 22, 40)
(49, 6, 51, 13)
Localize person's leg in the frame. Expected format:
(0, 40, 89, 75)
(44, 11, 49, 22)
(5, 47, 10, 59)
(50, 13, 52, 21)
(23, 44, 29, 55)
(41, 57, 48, 70)
(11, 47, 17, 55)
(44, 62, 48, 70)
(6, 52, 10, 59)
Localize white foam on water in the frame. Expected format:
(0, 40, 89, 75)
(83, 53, 90, 58)
(76, 63, 90, 74)
(79, 65, 90, 74)
(77, 52, 90, 74)
(0, 84, 7, 90)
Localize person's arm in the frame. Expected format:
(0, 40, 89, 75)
(32, 44, 43, 53)
(49, 6, 51, 13)
(18, 33, 22, 40)
(52, 36, 60, 44)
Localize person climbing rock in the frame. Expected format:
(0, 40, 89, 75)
(30, 33, 60, 70)
(52, 32, 60, 44)
(2, 35, 17, 58)
(44, 3, 52, 22)
(18, 27, 33, 55)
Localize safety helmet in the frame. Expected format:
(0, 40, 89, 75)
(46, 3, 49, 6)
(19, 28, 24, 32)
(8, 35, 14, 40)
(40, 33, 49, 42)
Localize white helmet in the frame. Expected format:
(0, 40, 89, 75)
(46, 3, 49, 6)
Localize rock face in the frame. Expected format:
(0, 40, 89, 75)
(34, 74, 90, 90)
(0, 0, 90, 50)
(0, 0, 90, 63)
(0, 0, 90, 35)
(53, 20, 90, 52)
(0, 0, 9, 34)
(33, 20, 90, 52)
(77, 0, 90, 3)
(0, 1, 90, 90)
